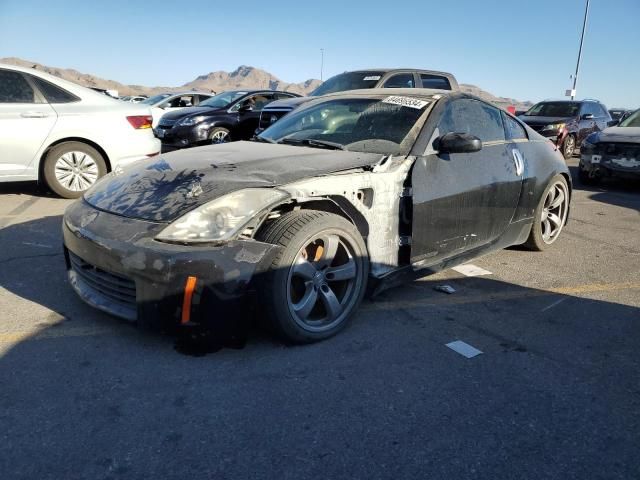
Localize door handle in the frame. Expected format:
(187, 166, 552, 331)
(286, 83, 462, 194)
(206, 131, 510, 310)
(512, 149, 524, 176)
(20, 111, 49, 118)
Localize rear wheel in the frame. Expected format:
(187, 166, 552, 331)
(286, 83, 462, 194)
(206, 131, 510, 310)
(43, 142, 107, 199)
(256, 210, 369, 344)
(524, 175, 570, 251)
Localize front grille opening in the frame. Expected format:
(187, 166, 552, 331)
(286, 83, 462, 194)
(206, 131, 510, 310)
(69, 252, 136, 307)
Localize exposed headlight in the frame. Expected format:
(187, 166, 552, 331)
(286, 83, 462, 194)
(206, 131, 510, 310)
(543, 122, 566, 131)
(177, 115, 207, 126)
(156, 188, 289, 243)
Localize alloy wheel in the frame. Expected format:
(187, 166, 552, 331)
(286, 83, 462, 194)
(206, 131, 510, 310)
(564, 136, 575, 158)
(210, 130, 229, 144)
(54, 151, 99, 192)
(286, 233, 361, 332)
(540, 180, 569, 244)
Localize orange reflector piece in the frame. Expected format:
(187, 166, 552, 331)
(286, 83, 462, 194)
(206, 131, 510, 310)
(181, 276, 198, 324)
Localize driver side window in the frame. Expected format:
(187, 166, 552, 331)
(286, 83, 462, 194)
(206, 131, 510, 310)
(237, 94, 276, 112)
(438, 99, 505, 143)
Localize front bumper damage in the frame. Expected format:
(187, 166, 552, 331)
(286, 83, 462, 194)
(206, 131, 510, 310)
(579, 151, 640, 180)
(63, 200, 281, 332)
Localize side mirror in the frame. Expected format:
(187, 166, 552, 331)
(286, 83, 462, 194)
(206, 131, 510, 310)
(238, 104, 253, 113)
(437, 132, 482, 154)
(607, 119, 619, 127)
(581, 113, 595, 120)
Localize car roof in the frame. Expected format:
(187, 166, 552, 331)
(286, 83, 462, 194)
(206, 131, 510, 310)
(536, 99, 603, 104)
(317, 87, 452, 100)
(342, 68, 453, 76)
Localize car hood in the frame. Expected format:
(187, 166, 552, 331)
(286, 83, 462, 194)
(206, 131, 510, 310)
(518, 115, 574, 126)
(84, 141, 384, 222)
(160, 106, 224, 121)
(264, 96, 312, 110)
(590, 127, 640, 144)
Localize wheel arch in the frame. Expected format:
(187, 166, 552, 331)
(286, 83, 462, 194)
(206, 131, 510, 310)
(38, 137, 111, 183)
(207, 122, 234, 133)
(257, 196, 370, 242)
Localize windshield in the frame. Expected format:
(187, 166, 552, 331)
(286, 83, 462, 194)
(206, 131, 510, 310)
(259, 96, 430, 155)
(619, 110, 640, 127)
(524, 102, 581, 118)
(200, 91, 249, 109)
(310, 71, 385, 96)
(140, 94, 172, 105)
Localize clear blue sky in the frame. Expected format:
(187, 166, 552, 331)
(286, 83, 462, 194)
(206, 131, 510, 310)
(1, 0, 638, 107)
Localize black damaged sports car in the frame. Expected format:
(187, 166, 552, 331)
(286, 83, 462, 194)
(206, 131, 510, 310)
(63, 89, 571, 344)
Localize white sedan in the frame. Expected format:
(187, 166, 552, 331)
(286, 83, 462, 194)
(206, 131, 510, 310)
(139, 92, 214, 128)
(0, 63, 160, 198)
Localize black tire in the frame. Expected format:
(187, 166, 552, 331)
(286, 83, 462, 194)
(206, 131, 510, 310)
(524, 174, 570, 251)
(43, 141, 107, 199)
(562, 134, 576, 159)
(209, 127, 231, 144)
(256, 210, 369, 344)
(578, 167, 599, 185)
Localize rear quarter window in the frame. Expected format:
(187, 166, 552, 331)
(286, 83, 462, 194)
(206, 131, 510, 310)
(502, 112, 528, 141)
(420, 74, 451, 90)
(31, 76, 79, 103)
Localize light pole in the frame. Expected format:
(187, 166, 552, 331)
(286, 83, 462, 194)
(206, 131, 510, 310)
(320, 48, 324, 81)
(570, 0, 590, 100)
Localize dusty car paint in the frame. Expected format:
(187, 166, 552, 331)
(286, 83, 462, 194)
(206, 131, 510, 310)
(84, 142, 384, 222)
(63, 89, 570, 331)
(63, 199, 281, 330)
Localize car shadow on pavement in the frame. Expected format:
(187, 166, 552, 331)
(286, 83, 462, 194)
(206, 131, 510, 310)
(0, 216, 639, 479)
(1, 214, 639, 352)
(0, 180, 56, 198)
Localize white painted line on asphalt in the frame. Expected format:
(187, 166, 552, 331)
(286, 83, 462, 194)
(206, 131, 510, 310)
(446, 340, 483, 358)
(541, 297, 568, 312)
(452, 264, 492, 277)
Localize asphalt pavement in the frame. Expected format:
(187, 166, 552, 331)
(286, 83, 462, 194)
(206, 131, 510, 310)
(0, 159, 638, 480)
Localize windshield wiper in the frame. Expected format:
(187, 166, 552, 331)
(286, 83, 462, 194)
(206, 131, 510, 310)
(278, 138, 345, 150)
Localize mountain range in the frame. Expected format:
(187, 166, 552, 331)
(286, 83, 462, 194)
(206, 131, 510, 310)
(0, 57, 531, 109)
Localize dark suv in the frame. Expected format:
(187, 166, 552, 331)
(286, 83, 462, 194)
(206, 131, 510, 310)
(155, 90, 299, 150)
(257, 69, 459, 132)
(519, 99, 612, 158)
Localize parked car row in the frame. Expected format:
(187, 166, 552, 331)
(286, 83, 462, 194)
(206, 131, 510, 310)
(1, 60, 635, 204)
(151, 69, 459, 150)
(155, 90, 301, 149)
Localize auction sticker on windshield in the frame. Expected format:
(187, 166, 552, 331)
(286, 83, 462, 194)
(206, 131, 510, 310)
(382, 96, 429, 110)
(363, 75, 381, 81)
